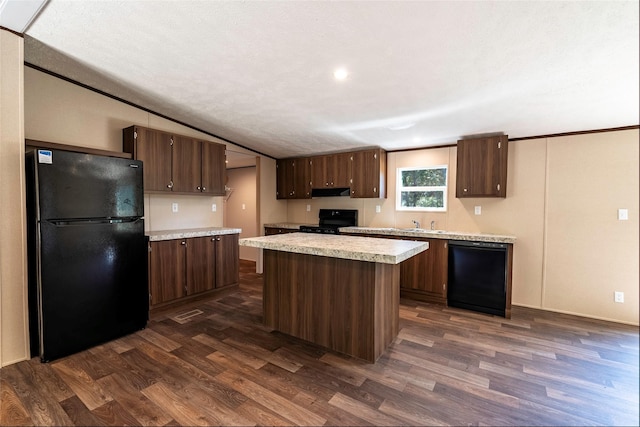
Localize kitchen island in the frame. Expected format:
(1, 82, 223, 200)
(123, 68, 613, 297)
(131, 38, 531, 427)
(240, 233, 429, 362)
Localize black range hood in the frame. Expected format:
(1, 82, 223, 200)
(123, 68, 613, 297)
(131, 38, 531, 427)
(311, 187, 350, 197)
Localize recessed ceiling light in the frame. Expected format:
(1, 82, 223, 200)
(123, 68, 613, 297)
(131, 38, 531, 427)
(334, 68, 349, 81)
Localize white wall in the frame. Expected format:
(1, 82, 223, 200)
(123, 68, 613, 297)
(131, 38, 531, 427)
(0, 29, 29, 367)
(226, 167, 259, 261)
(287, 130, 639, 325)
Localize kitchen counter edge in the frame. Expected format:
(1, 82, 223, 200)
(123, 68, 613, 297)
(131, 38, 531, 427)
(263, 224, 516, 244)
(146, 227, 242, 241)
(339, 227, 516, 244)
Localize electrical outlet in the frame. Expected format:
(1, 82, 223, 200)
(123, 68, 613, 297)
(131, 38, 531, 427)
(614, 291, 624, 303)
(618, 209, 628, 220)
(211, 203, 217, 212)
(306, 204, 311, 212)
(376, 205, 381, 213)
(172, 203, 178, 213)
(474, 206, 481, 215)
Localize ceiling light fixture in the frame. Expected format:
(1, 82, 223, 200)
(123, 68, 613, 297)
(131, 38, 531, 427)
(333, 68, 349, 81)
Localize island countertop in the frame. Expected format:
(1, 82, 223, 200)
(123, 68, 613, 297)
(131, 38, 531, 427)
(147, 227, 242, 241)
(240, 232, 428, 264)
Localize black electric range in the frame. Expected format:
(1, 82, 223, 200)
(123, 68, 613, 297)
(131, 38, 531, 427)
(299, 209, 358, 234)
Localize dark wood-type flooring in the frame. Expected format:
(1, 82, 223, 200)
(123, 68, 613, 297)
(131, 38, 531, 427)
(2, 260, 638, 426)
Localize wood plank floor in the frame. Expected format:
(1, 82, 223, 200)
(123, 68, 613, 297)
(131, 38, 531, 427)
(2, 260, 638, 426)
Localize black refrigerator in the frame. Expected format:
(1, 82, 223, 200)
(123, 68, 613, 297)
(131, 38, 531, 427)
(26, 149, 148, 362)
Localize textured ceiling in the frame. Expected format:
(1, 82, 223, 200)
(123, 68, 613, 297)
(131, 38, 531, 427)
(24, 1, 639, 159)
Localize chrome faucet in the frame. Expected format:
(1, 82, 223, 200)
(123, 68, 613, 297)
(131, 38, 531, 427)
(430, 220, 435, 230)
(412, 220, 420, 229)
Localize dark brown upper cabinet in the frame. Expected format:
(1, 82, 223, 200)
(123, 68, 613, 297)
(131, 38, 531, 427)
(310, 153, 351, 189)
(123, 125, 226, 195)
(456, 135, 508, 198)
(276, 148, 387, 199)
(172, 134, 201, 193)
(276, 157, 310, 199)
(123, 126, 173, 192)
(201, 141, 226, 196)
(350, 149, 386, 198)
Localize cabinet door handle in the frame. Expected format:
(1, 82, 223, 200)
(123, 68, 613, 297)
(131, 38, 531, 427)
(167, 181, 174, 189)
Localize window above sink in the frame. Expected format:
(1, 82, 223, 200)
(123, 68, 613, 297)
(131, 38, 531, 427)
(396, 165, 448, 212)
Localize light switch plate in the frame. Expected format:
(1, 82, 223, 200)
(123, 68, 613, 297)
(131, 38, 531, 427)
(614, 291, 624, 303)
(211, 203, 217, 212)
(618, 209, 628, 220)
(242, 203, 246, 210)
(306, 204, 311, 212)
(172, 203, 178, 213)
(376, 205, 381, 213)
(474, 206, 482, 215)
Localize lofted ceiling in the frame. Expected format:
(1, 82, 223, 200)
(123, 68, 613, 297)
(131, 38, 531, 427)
(20, 0, 640, 159)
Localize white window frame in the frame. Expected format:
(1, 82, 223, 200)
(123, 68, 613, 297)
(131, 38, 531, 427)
(396, 165, 448, 212)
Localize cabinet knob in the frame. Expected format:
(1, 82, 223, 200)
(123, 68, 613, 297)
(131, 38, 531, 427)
(202, 187, 206, 191)
(167, 181, 174, 189)
(463, 188, 468, 192)
(181, 241, 186, 245)
(197, 186, 201, 191)
(325, 182, 329, 186)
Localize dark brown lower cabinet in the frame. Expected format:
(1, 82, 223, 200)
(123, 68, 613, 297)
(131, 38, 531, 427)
(215, 233, 239, 288)
(148, 239, 185, 306)
(400, 238, 448, 304)
(341, 233, 448, 305)
(186, 237, 215, 295)
(148, 233, 239, 310)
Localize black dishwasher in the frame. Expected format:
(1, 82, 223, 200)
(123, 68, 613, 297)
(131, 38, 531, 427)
(447, 240, 507, 317)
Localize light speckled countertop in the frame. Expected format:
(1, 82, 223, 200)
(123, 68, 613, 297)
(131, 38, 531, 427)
(240, 232, 428, 264)
(341, 227, 516, 244)
(147, 227, 242, 241)
(263, 223, 515, 244)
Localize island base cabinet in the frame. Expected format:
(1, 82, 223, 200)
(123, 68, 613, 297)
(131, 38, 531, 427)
(263, 250, 399, 363)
